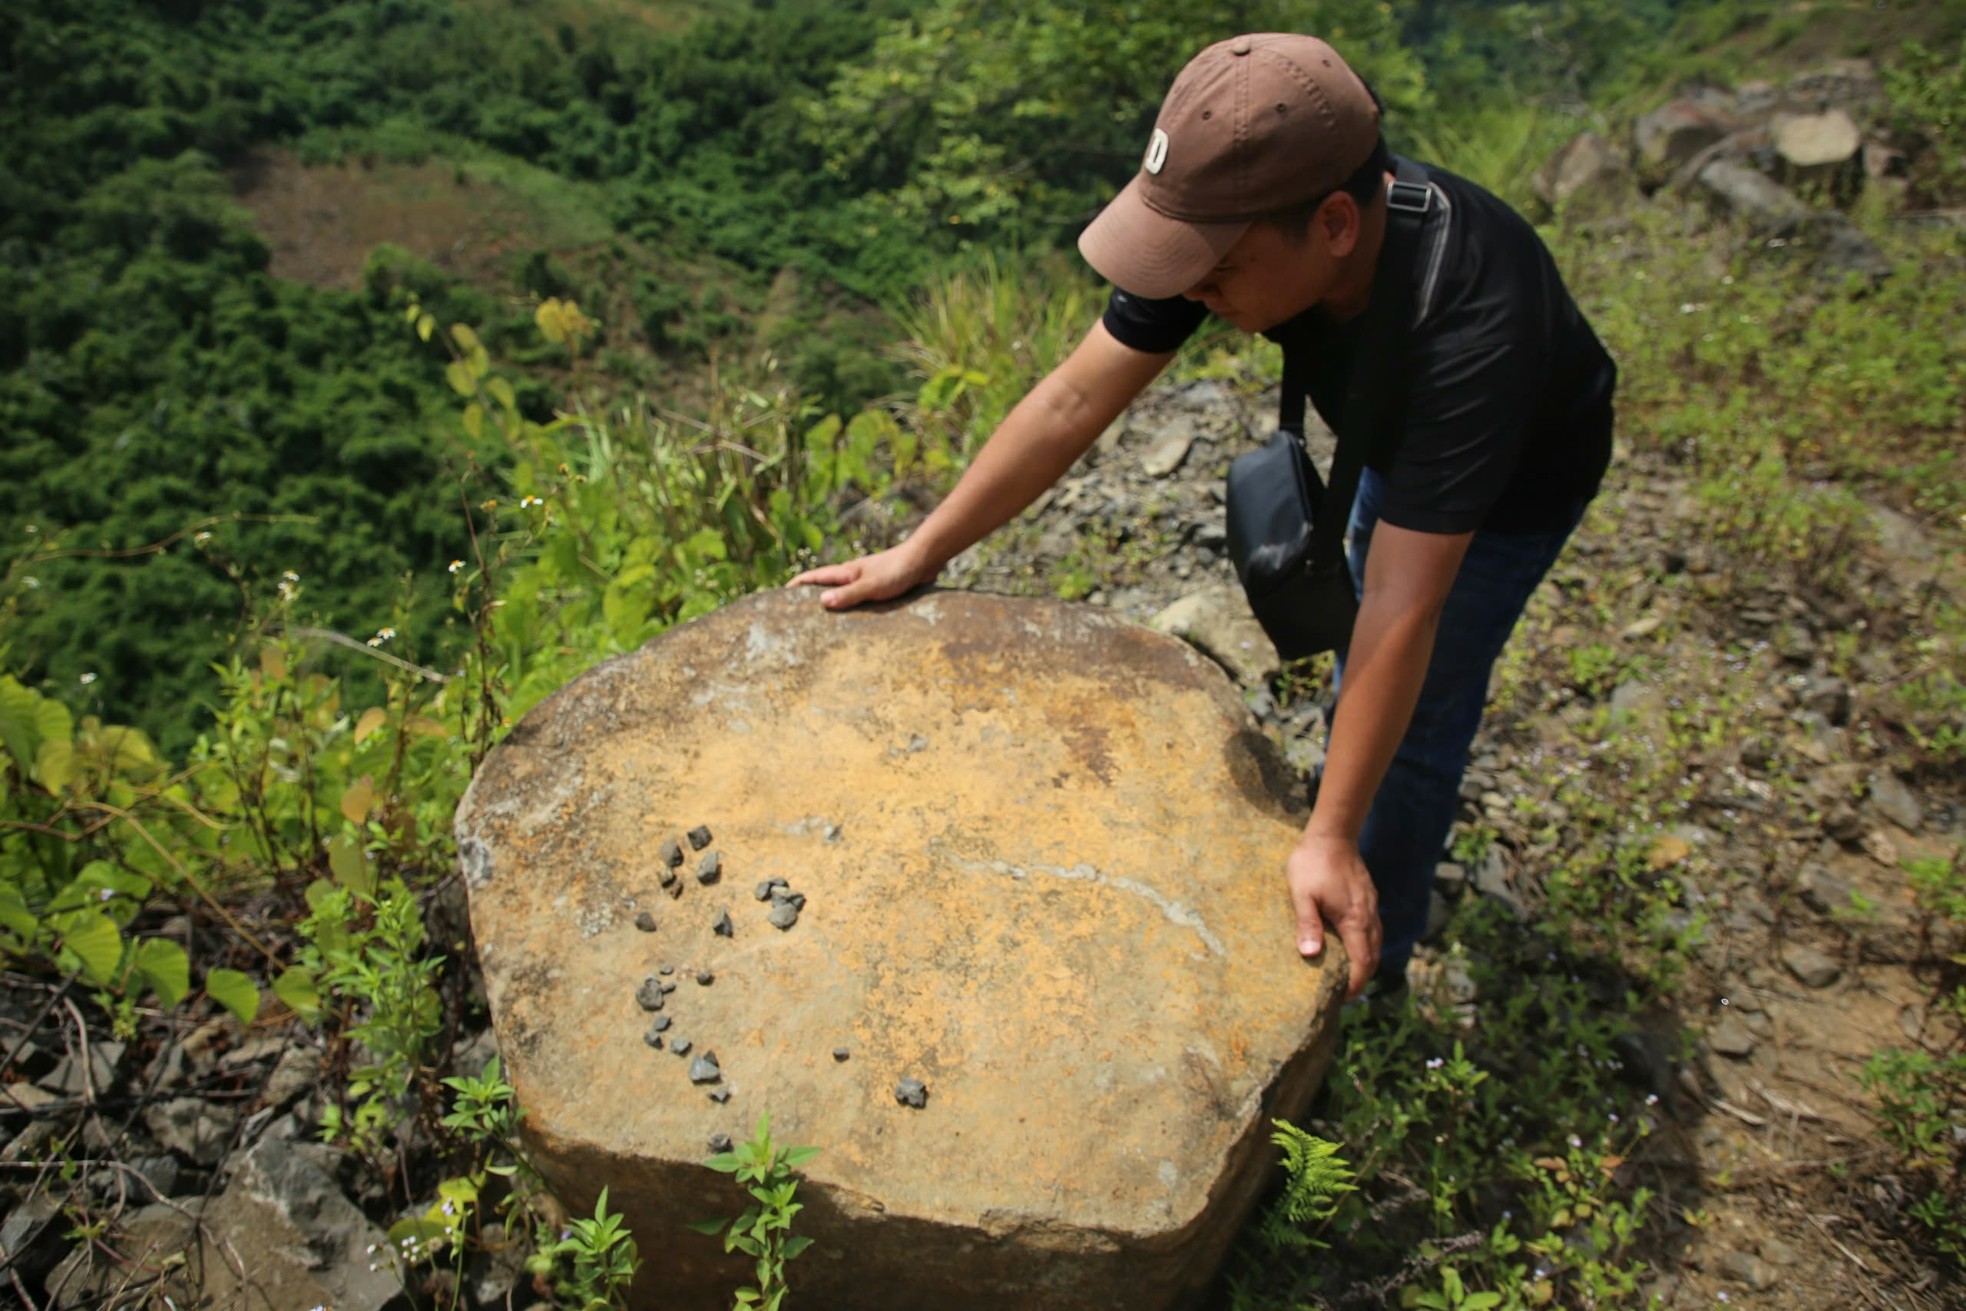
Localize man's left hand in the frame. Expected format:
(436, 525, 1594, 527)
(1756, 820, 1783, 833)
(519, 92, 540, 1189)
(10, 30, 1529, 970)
(1285, 835, 1381, 998)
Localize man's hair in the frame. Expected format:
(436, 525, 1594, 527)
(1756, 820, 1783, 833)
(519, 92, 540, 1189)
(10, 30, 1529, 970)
(1254, 137, 1394, 244)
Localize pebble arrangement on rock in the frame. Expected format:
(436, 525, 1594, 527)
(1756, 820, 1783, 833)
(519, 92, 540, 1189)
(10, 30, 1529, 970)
(633, 824, 918, 1139)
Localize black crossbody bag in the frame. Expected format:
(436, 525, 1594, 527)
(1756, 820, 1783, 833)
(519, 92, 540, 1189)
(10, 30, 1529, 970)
(1225, 160, 1432, 661)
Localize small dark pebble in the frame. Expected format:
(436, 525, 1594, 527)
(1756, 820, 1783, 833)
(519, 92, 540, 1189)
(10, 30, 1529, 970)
(688, 826, 713, 850)
(895, 1078, 928, 1109)
(708, 1133, 733, 1155)
(664, 877, 683, 899)
(659, 866, 679, 889)
(660, 839, 684, 868)
(697, 851, 722, 885)
(832, 1047, 850, 1062)
(690, 1053, 722, 1085)
(712, 909, 734, 938)
(767, 903, 800, 931)
(754, 881, 775, 902)
(660, 965, 675, 976)
(659, 978, 677, 995)
(634, 911, 658, 933)
(635, 978, 665, 1012)
(671, 1039, 692, 1056)
(708, 1088, 731, 1104)
(646, 1034, 664, 1051)
(696, 970, 714, 986)
(647, 1015, 672, 1034)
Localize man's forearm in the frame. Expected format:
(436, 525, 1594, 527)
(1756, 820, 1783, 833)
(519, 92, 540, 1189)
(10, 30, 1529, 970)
(902, 374, 1107, 573)
(1305, 590, 1442, 842)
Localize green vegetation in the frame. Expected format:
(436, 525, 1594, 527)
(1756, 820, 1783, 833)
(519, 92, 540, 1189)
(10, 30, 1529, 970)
(4, 0, 1966, 1307)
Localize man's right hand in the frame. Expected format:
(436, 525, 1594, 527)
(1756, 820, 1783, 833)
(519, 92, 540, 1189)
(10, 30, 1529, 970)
(788, 544, 936, 611)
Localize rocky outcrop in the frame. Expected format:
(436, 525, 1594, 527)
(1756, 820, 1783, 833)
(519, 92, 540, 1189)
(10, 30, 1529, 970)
(456, 587, 1345, 1311)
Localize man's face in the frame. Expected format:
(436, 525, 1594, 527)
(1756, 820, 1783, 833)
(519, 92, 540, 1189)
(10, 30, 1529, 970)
(1180, 220, 1337, 333)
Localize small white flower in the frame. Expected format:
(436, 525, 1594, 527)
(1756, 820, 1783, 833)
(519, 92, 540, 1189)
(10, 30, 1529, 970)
(78, 672, 97, 685)
(1568, 1134, 1582, 1149)
(376, 627, 396, 642)
(1425, 1057, 1444, 1070)
(22, 577, 38, 590)
(98, 888, 113, 901)
(366, 636, 382, 648)
(195, 531, 213, 544)
(283, 570, 300, 583)
(448, 559, 464, 574)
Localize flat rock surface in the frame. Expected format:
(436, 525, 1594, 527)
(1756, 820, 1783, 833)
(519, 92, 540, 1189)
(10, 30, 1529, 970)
(456, 588, 1342, 1310)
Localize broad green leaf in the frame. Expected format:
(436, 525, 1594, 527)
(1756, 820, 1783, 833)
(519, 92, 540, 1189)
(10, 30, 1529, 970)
(486, 377, 516, 412)
(437, 1176, 480, 1206)
(354, 707, 389, 743)
(133, 938, 190, 1007)
(462, 402, 484, 441)
(781, 1234, 814, 1260)
(685, 528, 728, 562)
(445, 360, 477, 397)
(340, 776, 375, 825)
(273, 966, 322, 1023)
(0, 676, 42, 772)
(450, 323, 481, 356)
(783, 1145, 820, 1168)
(62, 913, 123, 986)
(416, 312, 435, 342)
(0, 884, 38, 939)
(33, 697, 71, 751)
(32, 738, 74, 792)
(686, 1218, 728, 1235)
(326, 832, 375, 897)
(205, 969, 260, 1024)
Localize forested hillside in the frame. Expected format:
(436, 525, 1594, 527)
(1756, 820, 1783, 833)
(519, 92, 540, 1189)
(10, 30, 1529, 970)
(3, 2, 1965, 1308)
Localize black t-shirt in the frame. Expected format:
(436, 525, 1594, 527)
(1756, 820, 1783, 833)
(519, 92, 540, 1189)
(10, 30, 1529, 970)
(1102, 159, 1616, 535)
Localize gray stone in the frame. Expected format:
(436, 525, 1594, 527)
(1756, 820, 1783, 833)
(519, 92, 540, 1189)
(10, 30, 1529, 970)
(712, 909, 734, 938)
(895, 1078, 929, 1109)
(1868, 770, 1923, 833)
(196, 1134, 401, 1311)
(636, 977, 666, 1011)
(661, 965, 675, 975)
(768, 902, 801, 931)
(697, 851, 723, 885)
(1707, 1013, 1758, 1059)
(755, 881, 776, 902)
(689, 1054, 722, 1085)
(1634, 99, 1735, 178)
(660, 838, 684, 868)
(646, 1015, 672, 1037)
(709, 1133, 734, 1155)
(671, 1039, 692, 1056)
(635, 910, 658, 932)
(833, 1047, 851, 1062)
(44, 1200, 201, 1310)
(1759, 1236, 1800, 1267)
(1716, 1249, 1779, 1290)
(1534, 131, 1632, 215)
(688, 826, 713, 851)
(659, 866, 679, 890)
(260, 1044, 320, 1112)
(126, 1154, 182, 1201)
(142, 1097, 238, 1167)
(696, 970, 714, 987)
(1695, 159, 1813, 237)
(1783, 943, 1841, 989)
(708, 1088, 731, 1104)
(1139, 427, 1194, 478)
(1823, 802, 1866, 845)
(1802, 675, 1852, 724)
(1148, 585, 1279, 689)
(41, 1041, 123, 1097)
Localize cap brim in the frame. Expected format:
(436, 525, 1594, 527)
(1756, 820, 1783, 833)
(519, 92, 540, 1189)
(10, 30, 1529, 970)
(1078, 174, 1249, 301)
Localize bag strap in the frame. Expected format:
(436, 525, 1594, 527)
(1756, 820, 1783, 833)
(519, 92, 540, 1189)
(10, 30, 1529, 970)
(1277, 156, 1433, 573)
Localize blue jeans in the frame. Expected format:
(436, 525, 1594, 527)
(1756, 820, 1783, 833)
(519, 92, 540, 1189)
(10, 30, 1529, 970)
(1336, 468, 1590, 981)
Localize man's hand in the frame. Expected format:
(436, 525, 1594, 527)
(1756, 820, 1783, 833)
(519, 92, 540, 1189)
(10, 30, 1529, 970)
(788, 544, 935, 611)
(1285, 834, 1381, 998)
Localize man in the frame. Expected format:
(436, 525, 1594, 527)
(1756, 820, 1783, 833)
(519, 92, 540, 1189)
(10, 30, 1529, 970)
(791, 33, 1616, 999)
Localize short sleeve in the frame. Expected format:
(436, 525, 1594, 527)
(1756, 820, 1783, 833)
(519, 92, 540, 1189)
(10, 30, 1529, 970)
(1101, 288, 1208, 355)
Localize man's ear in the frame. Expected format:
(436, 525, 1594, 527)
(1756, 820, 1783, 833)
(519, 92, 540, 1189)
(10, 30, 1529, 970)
(1320, 193, 1363, 257)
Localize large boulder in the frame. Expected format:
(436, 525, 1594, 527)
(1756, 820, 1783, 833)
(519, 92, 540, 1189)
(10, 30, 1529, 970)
(456, 588, 1343, 1311)
(1634, 99, 1737, 183)
(1534, 131, 1633, 217)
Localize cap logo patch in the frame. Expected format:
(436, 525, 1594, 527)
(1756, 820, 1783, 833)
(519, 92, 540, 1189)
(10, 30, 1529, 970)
(1144, 128, 1170, 175)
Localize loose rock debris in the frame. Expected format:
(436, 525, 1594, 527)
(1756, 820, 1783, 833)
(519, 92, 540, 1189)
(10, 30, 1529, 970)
(634, 911, 658, 932)
(712, 909, 734, 937)
(635, 977, 665, 1011)
(894, 1078, 928, 1109)
(690, 1053, 722, 1085)
(687, 826, 713, 850)
(660, 838, 684, 868)
(697, 851, 722, 885)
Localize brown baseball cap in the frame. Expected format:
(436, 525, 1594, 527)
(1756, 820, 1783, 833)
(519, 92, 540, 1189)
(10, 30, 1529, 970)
(1078, 34, 1381, 299)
